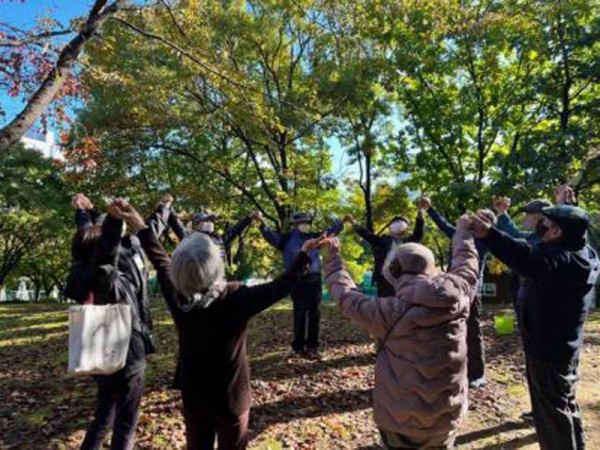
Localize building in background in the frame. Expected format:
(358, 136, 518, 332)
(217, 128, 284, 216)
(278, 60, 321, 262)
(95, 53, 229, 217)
(20, 129, 63, 161)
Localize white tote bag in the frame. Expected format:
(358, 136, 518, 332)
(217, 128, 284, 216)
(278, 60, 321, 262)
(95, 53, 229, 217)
(68, 304, 132, 375)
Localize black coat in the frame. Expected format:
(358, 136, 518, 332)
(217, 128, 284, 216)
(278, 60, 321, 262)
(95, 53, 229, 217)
(484, 227, 599, 363)
(92, 215, 155, 374)
(354, 214, 424, 290)
(137, 226, 309, 415)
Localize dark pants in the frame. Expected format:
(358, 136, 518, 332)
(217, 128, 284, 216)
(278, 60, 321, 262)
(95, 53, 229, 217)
(379, 428, 455, 449)
(291, 276, 322, 352)
(467, 294, 485, 382)
(526, 356, 585, 450)
(183, 408, 250, 450)
(80, 368, 145, 450)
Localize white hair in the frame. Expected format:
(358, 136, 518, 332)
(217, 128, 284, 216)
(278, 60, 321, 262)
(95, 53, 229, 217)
(170, 233, 226, 310)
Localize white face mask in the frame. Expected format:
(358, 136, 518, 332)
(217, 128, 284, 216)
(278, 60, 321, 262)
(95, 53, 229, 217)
(121, 222, 127, 237)
(389, 221, 408, 236)
(298, 223, 311, 233)
(196, 222, 215, 234)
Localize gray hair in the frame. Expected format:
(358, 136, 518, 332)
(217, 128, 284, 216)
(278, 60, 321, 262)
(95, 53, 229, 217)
(170, 232, 226, 311)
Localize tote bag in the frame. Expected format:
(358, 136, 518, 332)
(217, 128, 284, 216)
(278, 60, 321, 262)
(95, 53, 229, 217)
(68, 304, 132, 375)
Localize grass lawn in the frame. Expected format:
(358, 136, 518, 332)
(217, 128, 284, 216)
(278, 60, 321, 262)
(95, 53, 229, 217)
(1, 299, 599, 449)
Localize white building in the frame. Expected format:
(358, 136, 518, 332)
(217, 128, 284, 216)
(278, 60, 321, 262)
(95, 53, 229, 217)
(20, 129, 63, 161)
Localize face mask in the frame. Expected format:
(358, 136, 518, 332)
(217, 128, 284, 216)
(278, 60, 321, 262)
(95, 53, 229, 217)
(535, 221, 549, 239)
(196, 222, 215, 234)
(298, 223, 311, 234)
(389, 221, 408, 235)
(121, 222, 127, 237)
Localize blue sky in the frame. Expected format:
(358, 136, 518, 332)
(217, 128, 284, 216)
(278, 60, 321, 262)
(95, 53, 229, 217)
(0, 0, 91, 120)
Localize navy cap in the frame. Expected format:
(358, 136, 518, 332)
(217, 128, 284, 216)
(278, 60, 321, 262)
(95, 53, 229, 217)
(520, 199, 552, 214)
(192, 212, 217, 224)
(289, 212, 313, 224)
(542, 205, 590, 239)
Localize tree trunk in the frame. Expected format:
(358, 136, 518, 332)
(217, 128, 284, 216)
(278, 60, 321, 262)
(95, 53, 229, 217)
(0, 0, 121, 152)
(364, 149, 374, 232)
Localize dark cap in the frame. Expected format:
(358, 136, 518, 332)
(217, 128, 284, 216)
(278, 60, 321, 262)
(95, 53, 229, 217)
(192, 212, 217, 224)
(289, 212, 313, 224)
(520, 199, 552, 214)
(542, 205, 590, 239)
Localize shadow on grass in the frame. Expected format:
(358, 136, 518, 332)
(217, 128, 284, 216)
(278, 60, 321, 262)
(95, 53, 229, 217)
(456, 420, 534, 446)
(249, 387, 372, 440)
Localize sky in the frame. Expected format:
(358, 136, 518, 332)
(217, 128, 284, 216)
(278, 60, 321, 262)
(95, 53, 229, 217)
(0, 0, 356, 177)
(0, 0, 93, 119)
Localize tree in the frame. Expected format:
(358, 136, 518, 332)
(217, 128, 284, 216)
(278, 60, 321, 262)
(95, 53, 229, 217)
(0, 145, 71, 290)
(0, 0, 125, 152)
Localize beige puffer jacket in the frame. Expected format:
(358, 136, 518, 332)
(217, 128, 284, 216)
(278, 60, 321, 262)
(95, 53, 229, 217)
(323, 230, 479, 446)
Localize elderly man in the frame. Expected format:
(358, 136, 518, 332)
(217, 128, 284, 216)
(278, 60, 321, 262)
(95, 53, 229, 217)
(258, 212, 346, 358)
(472, 205, 599, 450)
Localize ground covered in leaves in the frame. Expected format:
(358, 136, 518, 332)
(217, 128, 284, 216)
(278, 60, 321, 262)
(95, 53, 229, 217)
(2, 300, 600, 449)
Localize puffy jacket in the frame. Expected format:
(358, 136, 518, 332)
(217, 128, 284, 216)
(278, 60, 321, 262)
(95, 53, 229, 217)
(323, 230, 479, 445)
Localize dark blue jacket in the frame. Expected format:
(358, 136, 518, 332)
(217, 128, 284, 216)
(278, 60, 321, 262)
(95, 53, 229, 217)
(484, 227, 599, 363)
(427, 207, 488, 278)
(260, 221, 344, 276)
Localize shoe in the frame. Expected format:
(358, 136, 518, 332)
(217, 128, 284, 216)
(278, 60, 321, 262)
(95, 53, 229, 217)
(520, 411, 534, 422)
(286, 349, 303, 362)
(469, 376, 487, 389)
(305, 348, 322, 361)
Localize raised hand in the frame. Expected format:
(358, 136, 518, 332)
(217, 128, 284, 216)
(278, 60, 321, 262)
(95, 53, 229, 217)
(159, 193, 174, 208)
(71, 193, 93, 210)
(457, 213, 474, 231)
(418, 196, 432, 211)
(301, 233, 327, 253)
(109, 198, 146, 232)
(493, 196, 510, 215)
(320, 236, 341, 259)
(471, 209, 494, 239)
(555, 184, 576, 205)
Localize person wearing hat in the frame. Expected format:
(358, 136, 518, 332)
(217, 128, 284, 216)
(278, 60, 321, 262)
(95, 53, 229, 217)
(257, 212, 347, 358)
(191, 210, 257, 276)
(319, 214, 479, 449)
(346, 208, 425, 297)
(494, 197, 553, 244)
(418, 196, 493, 389)
(472, 205, 599, 450)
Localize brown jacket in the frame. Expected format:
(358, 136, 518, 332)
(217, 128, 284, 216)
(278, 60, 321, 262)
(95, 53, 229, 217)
(323, 230, 479, 445)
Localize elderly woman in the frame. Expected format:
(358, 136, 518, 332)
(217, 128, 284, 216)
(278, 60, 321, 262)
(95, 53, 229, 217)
(320, 215, 479, 449)
(113, 201, 322, 450)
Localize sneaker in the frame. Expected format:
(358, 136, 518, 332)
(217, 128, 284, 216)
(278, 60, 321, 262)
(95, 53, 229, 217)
(469, 376, 487, 389)
(520, 411, 534, 422)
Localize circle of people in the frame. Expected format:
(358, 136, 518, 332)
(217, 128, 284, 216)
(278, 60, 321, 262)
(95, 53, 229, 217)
(67, 183, 598, 450)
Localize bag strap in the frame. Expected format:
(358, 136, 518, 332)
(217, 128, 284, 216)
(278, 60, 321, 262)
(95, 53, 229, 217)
(376, 305, 415, 356)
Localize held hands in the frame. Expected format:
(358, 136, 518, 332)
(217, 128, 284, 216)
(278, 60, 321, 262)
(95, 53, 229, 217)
(493, 196, 510, 215)
(555, 184, 576, 205)
(159, 193, 174, 209)
(418, 196, 432, 211)
(108, 198, 146, 232)
(301, 233, 328, 253)
(471, 209, 494, 239)
(320, 236, 341, 260)
(71, 193, 93, 210)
